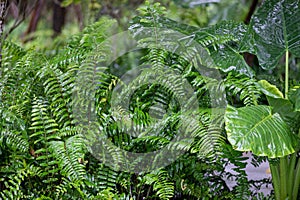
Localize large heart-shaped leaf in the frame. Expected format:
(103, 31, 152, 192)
(225, 105, 299, 158)
(250, 0, 300, 69)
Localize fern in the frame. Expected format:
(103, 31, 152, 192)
(130, 5, 254, 77)
(143, 169, 174, 200)
(49, 135, 86, 181)
(0, 165, 41, 200)
(0, 2, 277, 198)
(225, 72, 261, 106)
(0, 130, 28, 153)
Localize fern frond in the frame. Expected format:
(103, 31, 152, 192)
(54, 177, 87, 199)
(182, 111, 224, 158)
(29, 97, 60, 139)
(37, 65, 76, 128)
(225, 73, 261, 106)
(0, 165, 41, 200)
(144, 169, 174, 200)
(49, 135, 86, 181)
(1, 130, 28, 152)
(2, 41, 26, 64)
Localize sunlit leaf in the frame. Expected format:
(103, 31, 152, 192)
(225, 105, 299, 158)
(258, 80, 284, 98)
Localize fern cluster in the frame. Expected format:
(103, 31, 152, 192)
(0, 2, 273, 199)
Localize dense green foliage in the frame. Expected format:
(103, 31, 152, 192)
(1, 0, 299, 199)
(223, 0, 300, 199)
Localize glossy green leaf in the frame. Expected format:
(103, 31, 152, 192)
(250, 0, 300, 69)
(258, 80, 284, 98)
(266, 97, 300, 133)
(225, 105, 299, 158)
(257, 80, 300, 131)
(204, 21, 254, 77)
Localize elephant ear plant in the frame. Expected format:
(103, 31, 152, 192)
(225, 0, 300, 199)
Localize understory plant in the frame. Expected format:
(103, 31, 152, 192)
(0, 13, 249, 200)
(1, 0, 298, 199)
(132, 0, 300, 199)
(224, 0, 300, 200)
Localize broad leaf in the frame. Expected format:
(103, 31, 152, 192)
(225, 105, 299, 158)
(258, 80, 284, 99)
(203, 21, 254, 77)
(257, 80, 300, 131)
(250, 0, 300, 69)
(266, 97, 300, 133)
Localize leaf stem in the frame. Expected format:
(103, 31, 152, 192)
(285, 50, 289, 98)
(280, 157, 288, 198)
(288, 154, 296, 197)
(270, 163, 281, 200)
(292, 160, 300, 200)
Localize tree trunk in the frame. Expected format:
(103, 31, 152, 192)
(74, 4, 83, 31)
(24, 0, 45, 42)
(52, 0, 66, 37)
(0, 0, 7, 69)
(244, 0, 259, 24)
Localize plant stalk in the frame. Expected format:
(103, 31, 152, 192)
(0, 0, 7, 69)
(274, 50, 291, 200)
(292, 158, 300, 199)
(288, 154, 297, 197)
(285, 50, 289, 98)
(280, 157, 288, 199)
(270, 163, 281, 200)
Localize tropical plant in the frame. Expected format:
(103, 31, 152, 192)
(0, 12, 230, 200)
(224, 0, 300, 200)
(3, 0, 297, 199)
(132, 0, 300, 199)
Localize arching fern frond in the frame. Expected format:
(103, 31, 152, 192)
(188, 111, 224, 158)
(2, 41, 26, 65)
(49, 135, 86, 182)
(0, 165, 41, 200)
(143, 169, 174, 200)
(0, 130, 28, 153)
(37, 64, 76, 128)
(225, 73, 261, 106)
